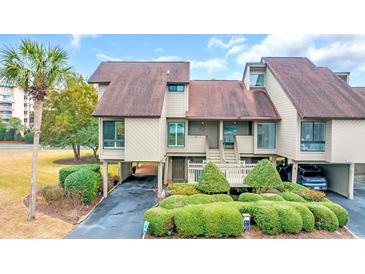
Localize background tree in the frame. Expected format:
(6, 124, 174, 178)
(41, 74, 98, 160)
(8, 117, 24, 135)
(0, 39, 70, 220)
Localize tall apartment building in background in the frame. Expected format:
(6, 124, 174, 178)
(0, 81, 33, 128)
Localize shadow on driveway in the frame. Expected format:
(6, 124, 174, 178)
(326, 182, 365, 238)
(66, 175, 157, 239)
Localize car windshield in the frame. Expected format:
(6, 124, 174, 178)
(303, 171, 324, 177)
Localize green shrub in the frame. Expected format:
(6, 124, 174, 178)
(4, 129, 15, 141)
(64, 169, 100, 204)
(196, 162, 230, 194)
(174, 205, 205, 238)
(280, 192, 306, 202)
(238, 192, 263, 202)
(59, 164, 100, 187)
(24, 131, 34, 144)
(231, 201, 258, 216)
(159, 194, 233, 209)
(253, 205, 281, 235)
(261, 193, 285, 201)
(244, 159, 283, 193)
(14, 134, 24, 142)
(297, 188, 326, 202)
(42, 185, 65, 205)
(0, 127, 6, 140)
(322, 202, 349, 227)
(282, 182, 305, 192)
(285, 202, 315, 232)
(168, 183, 201, 195)
(144, 207, 174, 237)
(274, 204, 303, 234)
(202, 203, 243, 238)
(305, 203, 339, 232)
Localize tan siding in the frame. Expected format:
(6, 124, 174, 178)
(330, 120, 365, 163)
(165, 84, 188, 117)
(236, 136, 254, 154)
(98, 117, 125, 160)
(124, 118, 162, 162)
(265, 68, 298, 159)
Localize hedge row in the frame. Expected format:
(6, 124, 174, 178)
(239, 191, 305, 203)
(59, 164, 100, 187)
(159, 194, 233, 209)
(168, 183, 201, 195)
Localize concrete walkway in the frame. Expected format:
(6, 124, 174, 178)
(326, 182, 365, 238)
(66, 175, 157, 239)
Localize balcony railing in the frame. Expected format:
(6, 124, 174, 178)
(187, 160, 256, 187)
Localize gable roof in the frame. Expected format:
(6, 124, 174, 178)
(263, 57, 365, 119)
(186, 80, 280, 120)
(90, 62, 190, 117)
(353, 87, 365, 101)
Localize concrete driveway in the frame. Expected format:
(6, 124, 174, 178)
(66, 175, 157, 239)
(326, 182, 365, 238)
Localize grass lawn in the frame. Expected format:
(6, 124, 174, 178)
(0, 149, 117, 239)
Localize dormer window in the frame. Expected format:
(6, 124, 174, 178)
(168, 84, 185, 92)
(250, 73, 265, 87)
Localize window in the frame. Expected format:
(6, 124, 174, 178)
(301, 121, 326, 152)
(168, 122, 185, 147)
(103, 120, 125, 149)
(250, 73, 265, 87)
(257, 122, 276, 149)
(168, 84, 185, 92)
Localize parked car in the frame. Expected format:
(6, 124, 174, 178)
(297, 165, 328, 191)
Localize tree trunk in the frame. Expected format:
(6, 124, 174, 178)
(28, 99, 44, 220)
(72, 144, 81, 161)
(92, 146, 98, 160)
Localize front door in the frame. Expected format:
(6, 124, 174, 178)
(172, 157, 185, 181)
(224, 125, 237, 147)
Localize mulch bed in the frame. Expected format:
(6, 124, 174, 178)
(145, 225, 355, 239)
(53, 155, 99, 165)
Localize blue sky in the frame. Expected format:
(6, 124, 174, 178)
(1, 34, 365, 86)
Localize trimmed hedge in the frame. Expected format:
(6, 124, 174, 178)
(230, 201, 257, 216)
(261, 193, 285, 201)
(283, 182, 326, 202)
(322, 202, 349, 227)
(64, 169, 100, 204)
(238, 192, 263, 202)
(274, 204, 303, 234)
(282, 182, 305, 192)
(280, 192, 306, 202)
(306, 203, 339, 232)
(244, 159, 283, 193)
(59, 164, 100, 187)
(174, 205, 205, 238)
(202, 203, 243, 238)
(285, 202, 315, 232)
(196, 162, 230, 194)
(168, 183, 201, 195)
(159, 194, 233, 209)
(144, 207, 174, 237)
(254, 205, 281, 235)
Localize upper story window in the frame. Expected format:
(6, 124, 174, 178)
(250, 73, 265, 87)
(103, 120, 125, 149)
(301, 121, 326, 152)
(168, 84, 185, 92)
(257, 122, 276, 149)
(168, 122, 185, 147)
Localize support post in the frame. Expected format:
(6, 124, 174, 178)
(164, 157, 169, 185)
(291, 162, 298, 183)
(272, 155, 277, 167)
(103, 161, 108, 198)
(157, 162, 163, 198)
(348, 163, 355, 200)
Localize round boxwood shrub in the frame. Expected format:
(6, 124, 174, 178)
(42, 185, 65, 205)
(159, 195, 190, 209)
(253, 205, 281, 235)
(238, 192, 263, 202)
(322, 202, 349, 227)
(64, 169, 100, 204)
(280, 192, 306, 202)
(196, 162, 230, 194)
(244, 159, 284, 193)
(59, 164, 100, 187)
(144, 207, 174, 237)
(305, 203, 339, 232)
(213, 194, 233, 202)
(188, 194, 216, 205)
(285, 202, 315, 232)
(174, 205, 205, 238)
(274, 204, 303, 234)
(202, 203, 243, 238)
(261, 193, 285, 201)
(231, 201, 258, 217)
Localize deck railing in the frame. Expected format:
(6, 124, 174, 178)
(187, 160, 256, 186)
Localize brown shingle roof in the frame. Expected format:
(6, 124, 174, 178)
(90, 62, 190, 117)
(186, 80, 280, 120)
(353, 87, 365, 102)
(263, 57, 365, 119)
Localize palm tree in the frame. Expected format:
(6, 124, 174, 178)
(0, 39, 71, 220)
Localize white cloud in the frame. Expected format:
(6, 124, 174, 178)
(152, 55, 181, 61)
(207, 36, 245, 50)
(155, 48, 165, 52)
(96, 53, 121, 61)
(71, 34, 98, 49)
(191, 58, 227, 75)
(225, 71, 243, 80)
